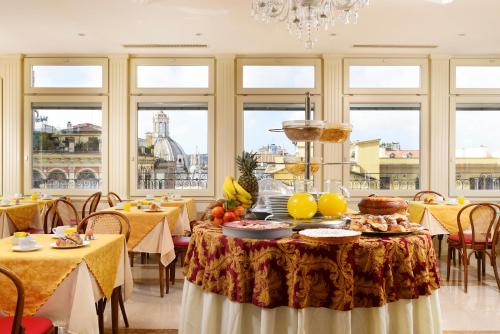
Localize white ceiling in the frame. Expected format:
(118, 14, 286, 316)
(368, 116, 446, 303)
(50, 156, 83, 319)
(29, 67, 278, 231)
(1, 0, 499, 55)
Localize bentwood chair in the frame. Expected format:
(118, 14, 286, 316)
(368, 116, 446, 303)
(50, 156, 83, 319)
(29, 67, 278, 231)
(81, 192, 101, 219)
(107, 192, 122, 208)
(0, 266, 54, 334)
(53, 199, 80, 228)
(413, 190, 447, 259)
(78, 211, 131, 331)
(446, 203, 500, 292)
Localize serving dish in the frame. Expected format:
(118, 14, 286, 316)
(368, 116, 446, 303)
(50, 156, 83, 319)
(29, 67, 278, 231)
(299, 228, 361, 244)
(50, 240, 90, 249)
(222, 220, 292, 240)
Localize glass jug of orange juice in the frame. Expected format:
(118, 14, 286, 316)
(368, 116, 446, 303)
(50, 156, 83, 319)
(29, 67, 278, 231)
(318, 179, 349, 218)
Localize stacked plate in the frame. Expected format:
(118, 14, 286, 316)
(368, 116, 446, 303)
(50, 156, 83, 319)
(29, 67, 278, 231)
(265, 195, 291, 217)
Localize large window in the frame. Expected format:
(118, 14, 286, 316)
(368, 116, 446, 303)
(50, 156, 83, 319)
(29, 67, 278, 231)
(344, 58, 428, 95)
(451, 59, 500, 94)
(450, 99, 500, 195)
(24, 58, 108, 94)
(24, 97, 108, 195)
(237, 96, 322, 188)
(130, 96, 214, 196)
(344, 96, 428, 195)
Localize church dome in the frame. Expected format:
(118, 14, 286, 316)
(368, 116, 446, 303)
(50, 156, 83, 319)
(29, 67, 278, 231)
(154, 136, 187, 165)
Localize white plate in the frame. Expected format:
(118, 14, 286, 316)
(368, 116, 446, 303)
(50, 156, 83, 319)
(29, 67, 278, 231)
(12, 244, 43, 252)
(50, 240, 90, 249)
(143, 209, 164, 213)
(0, 204, 11, 207)
(299, 229, 361, 238)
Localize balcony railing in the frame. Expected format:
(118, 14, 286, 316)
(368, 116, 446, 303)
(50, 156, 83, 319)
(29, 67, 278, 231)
(456, 174, 500, 190)
(138, 176, 208, 190)
(349, 173, 420, 190)
(33, 178, 101, 190)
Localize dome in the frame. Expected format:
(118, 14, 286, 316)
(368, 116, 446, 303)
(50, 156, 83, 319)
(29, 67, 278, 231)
(153, 136, 187, 165)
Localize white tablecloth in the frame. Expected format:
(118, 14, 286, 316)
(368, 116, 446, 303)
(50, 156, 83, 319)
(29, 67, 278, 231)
(0, 207, 42, 238)
(180, 280, 442, 334)
(36, 241, 132, 333)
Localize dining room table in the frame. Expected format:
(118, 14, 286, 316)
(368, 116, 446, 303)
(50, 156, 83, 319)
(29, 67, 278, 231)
(0, 201, 41, 237)
(408, 201, 472, 235)
(159, 197, 196, 232)
(107, 205, 183, 296)
(180, 223, 442, 334)
(0, 234, 132, 334)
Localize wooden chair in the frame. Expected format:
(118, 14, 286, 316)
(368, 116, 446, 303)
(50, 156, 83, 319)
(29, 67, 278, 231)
(53, 199, 80, 228)
(107, 192, 122, 208)
(78, 211, 130, 331)
(446, 203, 500, 292)
(0, 266, 55, 334)
(82, 192, 102, 219)
(413, 190, 445, 201)
(414, 190, 446, 259)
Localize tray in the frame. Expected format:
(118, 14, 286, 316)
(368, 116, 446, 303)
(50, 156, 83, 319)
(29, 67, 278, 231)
(222, 221, 292, 240)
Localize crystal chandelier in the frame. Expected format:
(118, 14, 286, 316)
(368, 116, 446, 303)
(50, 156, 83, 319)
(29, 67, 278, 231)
(251, 0, 369, 49)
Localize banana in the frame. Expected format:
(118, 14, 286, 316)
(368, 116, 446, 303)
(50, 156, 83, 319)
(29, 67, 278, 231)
(236, 195, 252, 205)
(223, 176, 237, 199)
(233, 180, 252, 200)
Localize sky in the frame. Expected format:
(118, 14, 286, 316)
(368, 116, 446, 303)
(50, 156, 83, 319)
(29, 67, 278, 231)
(34, 109, 102, 128)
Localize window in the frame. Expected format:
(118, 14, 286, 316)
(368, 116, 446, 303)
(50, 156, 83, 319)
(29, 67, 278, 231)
(237, 58, 321, 94)
(24, 97, 108, 195)
(344, 58, 428, 94)
(344, 96, 429, 195)
(237, 97, 322, 188)
(451, 59, 500, 94)
(24, 58, 107, 94)
(130, 96, 214, 196)
(130, 58, 214, 95)
(450, 99, 500, 195)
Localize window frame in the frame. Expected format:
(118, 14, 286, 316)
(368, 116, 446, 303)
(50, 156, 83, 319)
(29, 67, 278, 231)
(343, 58, 429, 95)
(130, 58, 215, 95)
(450, 58, 500, 95)
(23, 95, 109, 196)
(449, 95, 500, 197)
(24, 58, 108, 95)
(236, 94, 323, 189)
(343, 95, 429, 197)
(129, 95, 215, 197)
(236, 58, 322, 95)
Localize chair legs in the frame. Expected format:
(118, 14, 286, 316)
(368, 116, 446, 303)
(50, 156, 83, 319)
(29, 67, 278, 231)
(446, 244, 452, 281)
(159, 258, 165, 298)
(118, 286, 129, 328)
(437, 235, 443, 259)
(463, 249, 469, 293)
(491, 251, 500, 291)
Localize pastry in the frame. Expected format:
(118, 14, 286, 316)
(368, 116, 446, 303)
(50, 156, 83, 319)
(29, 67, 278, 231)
(358, 195, 408, 215)
(149, 203, 161, 212)
(56, 232, 83, 248)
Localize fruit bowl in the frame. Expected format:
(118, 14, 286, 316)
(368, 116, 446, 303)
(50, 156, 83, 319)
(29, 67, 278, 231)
(282, 120, 325, 142)
(319, 123, 352, 143)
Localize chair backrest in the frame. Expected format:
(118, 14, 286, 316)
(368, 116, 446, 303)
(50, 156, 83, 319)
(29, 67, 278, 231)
(53, 199, 80, 227)
(78, 211, 130, 241)
(82, 192, 102, 219)
(42, 202, 57, 234)
(413, 190, 445, 202)
(457, 202, 499, 247)
(0, 266, 24, 334)
(107, 192, 122, 208)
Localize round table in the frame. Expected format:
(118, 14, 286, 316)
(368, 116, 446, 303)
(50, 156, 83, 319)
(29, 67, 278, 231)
(180, 223, 442, 334)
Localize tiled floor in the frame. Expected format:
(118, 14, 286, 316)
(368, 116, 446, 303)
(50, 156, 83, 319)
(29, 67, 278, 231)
(105, 243, 500, 334)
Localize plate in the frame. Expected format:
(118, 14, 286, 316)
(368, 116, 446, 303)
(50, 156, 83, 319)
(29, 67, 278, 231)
(50, 240, 90, 249)
(143, 209, 164, 213)
(222, 220, 292, 240)
(12, 244, 43, 252)
(299, 229, 361, 244)
(361, 226, 424, 236)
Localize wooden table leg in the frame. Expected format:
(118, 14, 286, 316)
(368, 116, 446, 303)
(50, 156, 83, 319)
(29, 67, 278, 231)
(111, 287, 119, 334)
(159, 257, 165, 298)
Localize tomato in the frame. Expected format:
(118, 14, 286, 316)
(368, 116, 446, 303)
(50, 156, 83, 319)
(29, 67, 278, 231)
(234, 206, 245, 218)
(212, 206, 225, 219)
(212, 217, 223, 226)
(223, 211, 237, 223)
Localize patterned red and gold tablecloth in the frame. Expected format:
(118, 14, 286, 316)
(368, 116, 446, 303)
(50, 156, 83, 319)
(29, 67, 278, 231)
(184, 223, 440, 311)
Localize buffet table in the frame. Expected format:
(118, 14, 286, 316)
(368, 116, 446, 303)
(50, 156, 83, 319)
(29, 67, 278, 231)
(180, 224, 442, 334)
(0, 202, 41, 237)
(0, 234, 132, 334)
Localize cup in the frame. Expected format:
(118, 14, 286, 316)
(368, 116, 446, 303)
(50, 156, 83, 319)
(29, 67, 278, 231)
(19, 236, 36, 249)
(123, 202, 131, 212)
(14, 193, 23, 199)
(52, 226, 68, 238)
(457, 196, 465, 205)
(116, 202, 124, 209)
(12, 232, 27, 245)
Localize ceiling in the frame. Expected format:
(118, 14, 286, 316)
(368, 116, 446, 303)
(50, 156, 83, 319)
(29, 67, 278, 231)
(0, 0, 499, 55)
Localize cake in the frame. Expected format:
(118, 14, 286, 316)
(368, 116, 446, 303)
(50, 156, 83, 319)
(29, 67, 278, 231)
(358, 195, 408, 215)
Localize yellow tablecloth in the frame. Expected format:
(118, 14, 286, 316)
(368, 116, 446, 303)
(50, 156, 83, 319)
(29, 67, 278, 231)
(0, 203, 39, 231)
(160, 198, 196, 221)
(0, 234, 124, 316)
(109, 207, 181, 250)
(408, 201, 472, 234)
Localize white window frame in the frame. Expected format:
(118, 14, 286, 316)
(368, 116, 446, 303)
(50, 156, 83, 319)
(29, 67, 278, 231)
(450, 58, 500, 95)
(129, 95, 215, 197)
(24, 58, 108, 95)
(130, 58, 215, 95)
(236, 95, 323, 189)
(343, 58, 429, 95)
(236, 58, 322, 95)
(0, 78, 2, 195)
(343, 95, 429, 197)
(23, 95, 109, 196)
(449, 95, 500, 197)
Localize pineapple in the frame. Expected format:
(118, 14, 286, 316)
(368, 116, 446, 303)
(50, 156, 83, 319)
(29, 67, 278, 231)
(236, 151, 259, 203)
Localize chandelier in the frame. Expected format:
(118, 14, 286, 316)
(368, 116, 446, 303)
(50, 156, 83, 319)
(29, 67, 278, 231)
(251, 0, 369, 49)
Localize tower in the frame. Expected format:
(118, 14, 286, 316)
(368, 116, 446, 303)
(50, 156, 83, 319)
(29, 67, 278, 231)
(152, 111, 169, 140)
